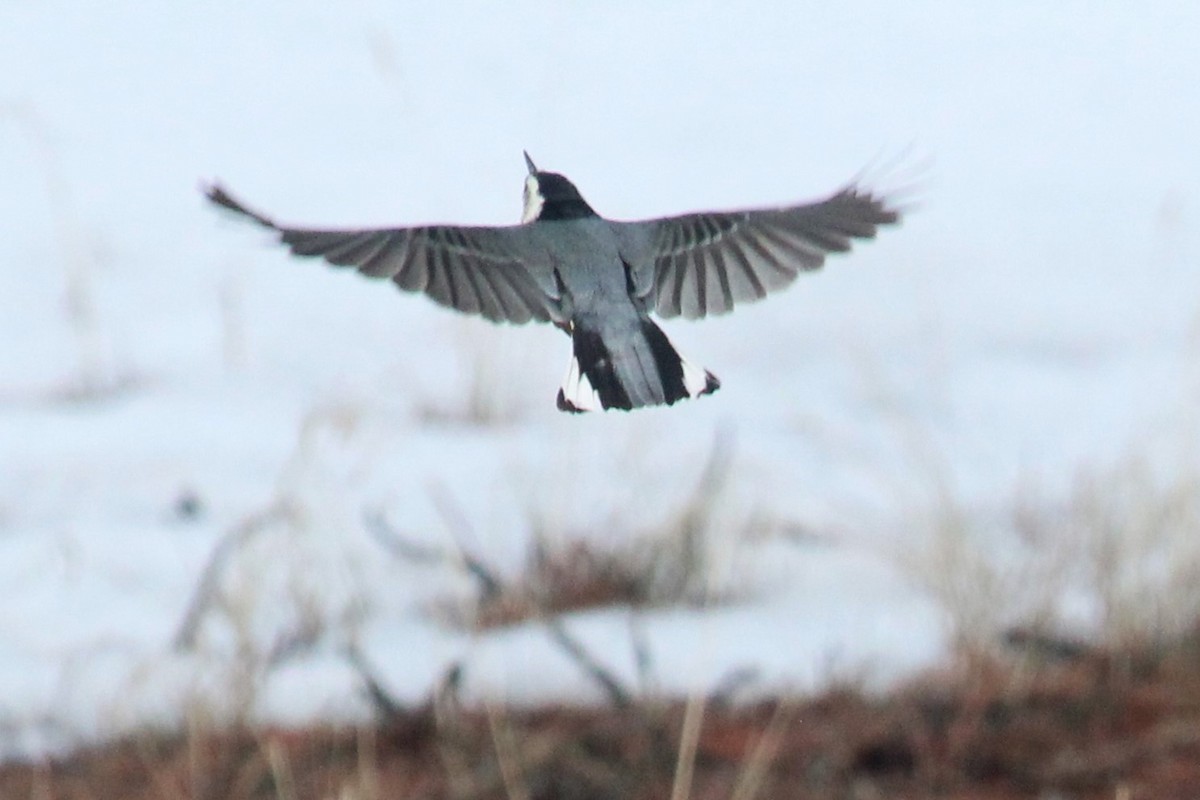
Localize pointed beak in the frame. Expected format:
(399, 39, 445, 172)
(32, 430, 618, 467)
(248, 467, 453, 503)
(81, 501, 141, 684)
(523, 150, 538, 175)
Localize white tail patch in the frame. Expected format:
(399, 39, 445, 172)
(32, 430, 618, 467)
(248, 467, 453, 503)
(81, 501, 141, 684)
(557, 353, 603, 413)
(681, 356, 720, 399)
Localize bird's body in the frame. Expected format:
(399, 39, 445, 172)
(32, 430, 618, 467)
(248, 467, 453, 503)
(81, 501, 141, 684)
(206, 153, 900, 412)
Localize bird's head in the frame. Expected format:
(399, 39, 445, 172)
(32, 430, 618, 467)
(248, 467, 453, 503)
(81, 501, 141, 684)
(521, 151, 597, 223)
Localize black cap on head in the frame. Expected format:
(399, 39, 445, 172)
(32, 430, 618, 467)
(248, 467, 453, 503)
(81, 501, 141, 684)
(531, 171, 596, 220)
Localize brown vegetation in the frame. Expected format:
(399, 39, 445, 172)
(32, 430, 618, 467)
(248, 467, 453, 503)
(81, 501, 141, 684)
(5, 625, 1200, 800)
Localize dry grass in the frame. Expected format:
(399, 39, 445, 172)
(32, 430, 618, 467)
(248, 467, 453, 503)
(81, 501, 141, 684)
(6, 626, 1200, 799)
(900, 446, 1200, 660)
(369, 432, 743, 633)
(13, 434, 1200, 797)
(169, 404, 376, 723)
(441, 537, 684, 631)
(2, 100, 130, 401)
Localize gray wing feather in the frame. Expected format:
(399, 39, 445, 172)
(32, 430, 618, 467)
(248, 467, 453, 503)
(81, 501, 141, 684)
(614, 186, 899, 320)
(206, 185, 561, 325)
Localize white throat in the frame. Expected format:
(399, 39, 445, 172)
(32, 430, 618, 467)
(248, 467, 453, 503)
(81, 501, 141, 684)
(521, 175, 544, 223)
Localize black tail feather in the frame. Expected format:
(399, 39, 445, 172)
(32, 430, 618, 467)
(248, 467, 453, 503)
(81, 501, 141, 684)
(640, 319, 689, 405)
(559, 319, 719, 412)
(572, 326, 633, 411)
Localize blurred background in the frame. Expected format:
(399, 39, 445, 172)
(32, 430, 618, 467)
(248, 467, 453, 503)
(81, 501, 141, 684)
(2, 1, 1199, 794)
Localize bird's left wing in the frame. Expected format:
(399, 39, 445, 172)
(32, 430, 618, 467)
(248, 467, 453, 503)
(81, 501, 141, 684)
(205, 184, 564, 325)
(612, 185, 899, 320)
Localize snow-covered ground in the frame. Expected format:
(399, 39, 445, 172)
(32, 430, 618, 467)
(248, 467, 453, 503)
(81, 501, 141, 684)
(2, 1, 1198, 759)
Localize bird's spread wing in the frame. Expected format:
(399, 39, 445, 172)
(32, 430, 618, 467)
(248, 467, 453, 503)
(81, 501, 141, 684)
(206, 185, 563, 325)
(613, 186, 899, 320)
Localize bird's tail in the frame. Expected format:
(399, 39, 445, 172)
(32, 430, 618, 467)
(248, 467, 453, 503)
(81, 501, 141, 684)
(556, 319, 720, 413)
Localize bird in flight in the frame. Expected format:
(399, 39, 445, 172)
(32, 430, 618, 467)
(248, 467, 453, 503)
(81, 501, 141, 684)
(205, 153, 900, 413)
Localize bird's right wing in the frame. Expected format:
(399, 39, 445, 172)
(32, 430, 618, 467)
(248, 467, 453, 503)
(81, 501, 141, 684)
(613, 185, 899, 320)
(206, 184, 564, 325)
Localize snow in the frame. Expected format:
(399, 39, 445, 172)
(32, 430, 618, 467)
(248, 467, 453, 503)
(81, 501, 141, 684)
(2, 0, 1199, 759)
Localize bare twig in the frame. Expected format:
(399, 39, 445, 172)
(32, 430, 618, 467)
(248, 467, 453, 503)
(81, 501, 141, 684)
(368, 495, 638, 711)
(173, 505, 290, 651)
(669, 690, 708, 800)
(3, 101, 124, 398)
(484, 702, 531, 800)
(264, 738, 297, 800)
(541, 615, 633, 710)
(366, 508, 504, 603)
(629, 613, 655, 697)
(431, 486, 639, 710)
(729, 699, 796, 800)
(429, 484, 505, 600)
(654, 427, 736, 603)
(364, 512, 456, 565)
(344, 643, 406, 721)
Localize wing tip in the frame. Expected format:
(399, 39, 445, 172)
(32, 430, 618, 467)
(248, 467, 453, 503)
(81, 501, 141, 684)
(842, 147, 934, 223)
(202, 181, 278, 229)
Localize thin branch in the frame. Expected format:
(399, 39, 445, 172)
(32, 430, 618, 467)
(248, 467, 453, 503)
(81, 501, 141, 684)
(173, 505, 289, 651)
(366, 507, 503, 601)
(729, 698, 796, 800)
(364, 511, 451, 566)
(343, 642, 406, 721)
(484, 701, 531, 800)
(429, 487, 637, 711)
(669, 689, 708, 800)
(540, 615, 633, 710)
(371, 487, 641, 713)
(428, 484, 505, 600)
(662, 427, 736, 602)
